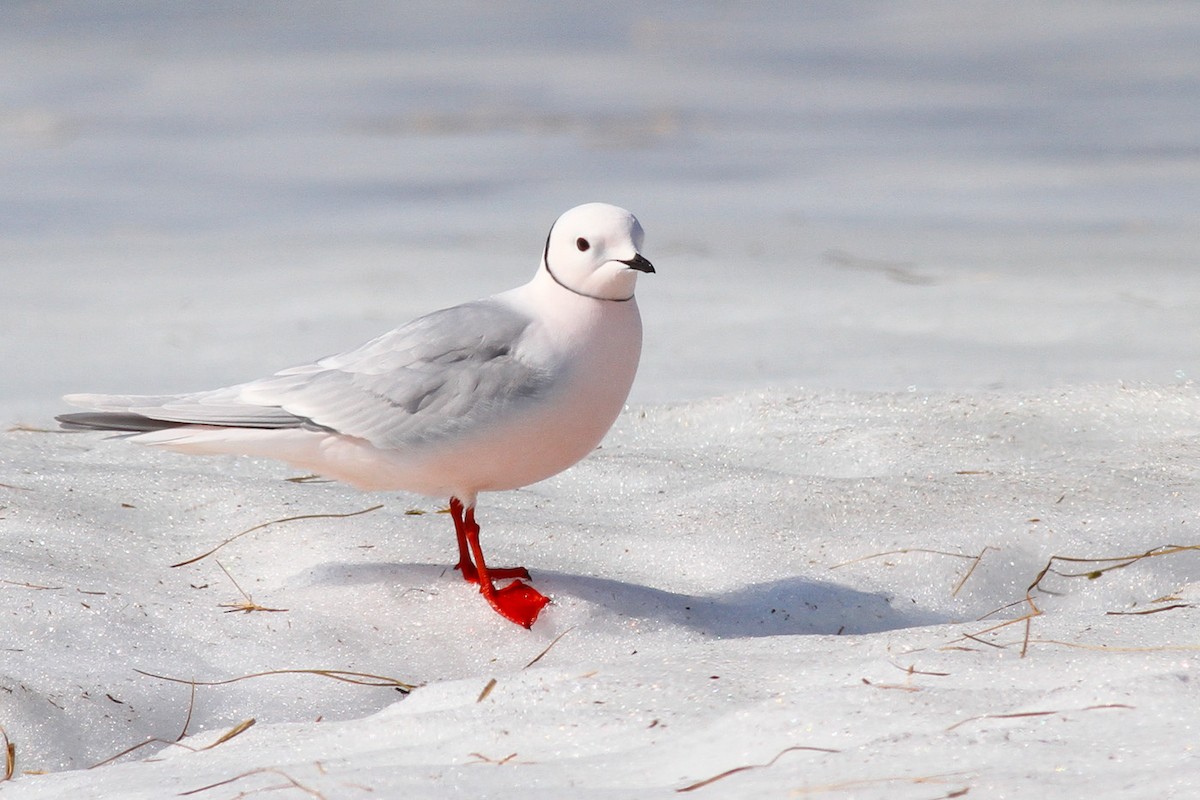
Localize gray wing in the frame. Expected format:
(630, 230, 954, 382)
(60, 299, 560, 451)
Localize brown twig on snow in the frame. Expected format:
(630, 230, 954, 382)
(946, 704, 1133, 732)
(861, 677, 920, 693)
(90, 718, 255, 770)
(1105, 603, 1192, 616)
(1024, 545, 1200, 602)
(1, 725, 14, 783)
(89, 737, 180, 769)
(789, 771, 975, 796)
(177, 680, 197, 742)
(889, 661, 951, 678)
(214, 560, 288, 614)
(170, 505, 383, 568)
(180, 766, 326, 798)
(284, 474, 329, 483)
(829, 546, 995, 597)
(1, 579, 63, 591)
(524, 626, 576, 669)
(468, 752, 522, 766)
(676, 745, 840, 793)
(1024, 640, 1200, 654)
(959, 542, 1200, 657)
(859, 660, 953, 692)
(135, 667, 416, 693)
(973, 597, 1030, 622)
(208, 719, 256, 748)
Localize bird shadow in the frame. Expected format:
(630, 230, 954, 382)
(303, 562, 949, 638)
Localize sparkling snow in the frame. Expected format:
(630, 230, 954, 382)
(2, 3, 1199, 798)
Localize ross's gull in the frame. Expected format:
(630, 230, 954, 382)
(58, 202, 655, 628)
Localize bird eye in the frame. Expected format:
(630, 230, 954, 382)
(576, 238, 590, 252)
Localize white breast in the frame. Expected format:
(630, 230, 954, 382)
(357, 272, 644, 499)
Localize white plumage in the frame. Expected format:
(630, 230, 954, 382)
(59, 202, 655, 627)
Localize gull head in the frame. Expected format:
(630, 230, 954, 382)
(542, 203, 654, 301)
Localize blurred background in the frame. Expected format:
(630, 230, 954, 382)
(2, 1, 1198, 416)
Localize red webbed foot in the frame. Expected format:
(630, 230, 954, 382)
(449, 496, 549, 627)
(482, 580, 551, 629)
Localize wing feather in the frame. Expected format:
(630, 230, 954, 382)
(60, 297, 559, 453)
(244, 300, 556, 449)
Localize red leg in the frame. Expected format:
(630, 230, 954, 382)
(459, 503, 549, 628)
(449, 497, 480, 582)
(449, 497, 531, 583)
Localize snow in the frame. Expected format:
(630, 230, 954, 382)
(3, 2, 1200, 798)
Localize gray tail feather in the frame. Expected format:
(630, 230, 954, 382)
(56, 412, 186, 433)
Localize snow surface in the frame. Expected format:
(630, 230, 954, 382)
(3, 2, 1200, 798)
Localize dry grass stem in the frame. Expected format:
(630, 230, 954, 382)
(1, 725, 14, 783)
(215, 560, 288, 614)
(1025, 639, 1200, 654)
(861, 678, 920, 692)
(171, 505, 383, 568)
(524, 626, 575, 669)
(285, 474, 329, 483)
(829, 547, 995, 596)
(2, 579, 63, 591)
(90, 717, 258, 770)
(468, 752, 520, 766)
(90, 737, 185, 769)
(135, 667, 416, 693)
(959, 542, 1200, 656)
(180, 767, 326, 798)
(934, 611, 1040, 656)
(946, 704, 1132, 732)
(676, 745, 840, 793)
(208, 719, 256, 748)
(889, 661, 950, 678)
(1031, 544, 1200, 591)
(790, 771, 975, 796)
(1020, 615, 1035, 658)
(974, 597, 1031, 622)
(177, 681, 197, 742)
(951, 547, 996, 596)
(476, 678, 498, 703)
(1105, 603, 1192, 616)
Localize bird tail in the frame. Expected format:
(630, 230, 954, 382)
(57, 394, 192, 432)
(57, 390, 309, 432)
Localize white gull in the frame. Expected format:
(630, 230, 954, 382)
(58, 202, 655, 627)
